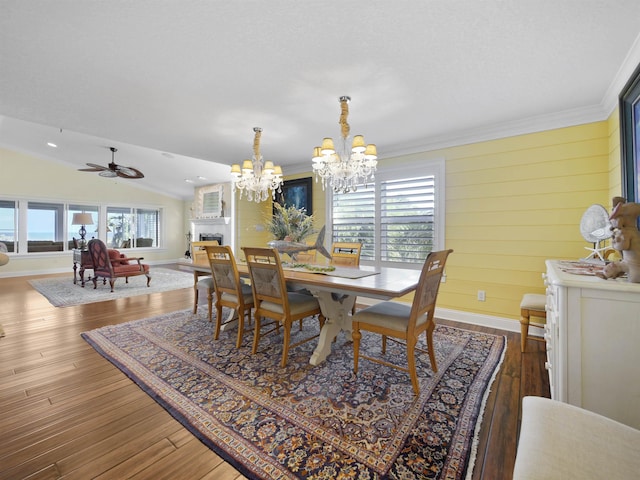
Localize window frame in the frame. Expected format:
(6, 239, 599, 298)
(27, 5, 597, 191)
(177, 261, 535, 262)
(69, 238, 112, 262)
(327, 157, 445, 269)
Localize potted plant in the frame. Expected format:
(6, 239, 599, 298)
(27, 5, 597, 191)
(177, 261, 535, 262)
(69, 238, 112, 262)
(266, 203, 315, 242)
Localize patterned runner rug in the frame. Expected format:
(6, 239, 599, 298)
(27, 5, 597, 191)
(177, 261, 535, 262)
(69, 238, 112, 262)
(29, 267, 194, 307)
(82, 310, 505, 479)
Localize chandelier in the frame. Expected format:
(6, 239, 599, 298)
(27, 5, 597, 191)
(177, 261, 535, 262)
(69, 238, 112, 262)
(312, 96, 377, 193)
(230, 127, 284, 203)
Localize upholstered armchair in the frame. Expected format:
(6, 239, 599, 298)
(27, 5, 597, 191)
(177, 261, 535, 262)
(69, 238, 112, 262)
(87, 239, 151, 292)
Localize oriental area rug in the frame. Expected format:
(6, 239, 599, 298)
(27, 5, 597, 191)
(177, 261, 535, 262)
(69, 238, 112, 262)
(29, 267, 194, 307)
(82, 310, 506, 479)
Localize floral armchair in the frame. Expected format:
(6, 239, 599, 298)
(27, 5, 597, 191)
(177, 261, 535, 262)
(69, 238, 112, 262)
(87, 239, 151, 292)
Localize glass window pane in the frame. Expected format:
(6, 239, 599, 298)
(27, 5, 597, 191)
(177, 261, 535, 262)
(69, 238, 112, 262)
(0, 200, 17, 253)
(135, 208, 159, 247)
(68, 205, 98, 248)
(107, 207, 133, 249)
(27, 202, 65, 252)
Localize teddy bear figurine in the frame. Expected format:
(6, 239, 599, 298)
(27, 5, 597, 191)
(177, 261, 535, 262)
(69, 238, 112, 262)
(596, 197, 640, 283)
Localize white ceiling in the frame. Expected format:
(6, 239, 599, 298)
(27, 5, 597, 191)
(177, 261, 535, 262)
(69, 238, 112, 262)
(2, 1, 640, 200)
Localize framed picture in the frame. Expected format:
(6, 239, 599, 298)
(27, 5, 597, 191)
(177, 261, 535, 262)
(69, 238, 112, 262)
(274, 177, 313, 214)
(620, 62, 640, 203)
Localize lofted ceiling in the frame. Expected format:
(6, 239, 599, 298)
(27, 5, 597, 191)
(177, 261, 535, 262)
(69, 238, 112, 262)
(1, 1, 640, 200)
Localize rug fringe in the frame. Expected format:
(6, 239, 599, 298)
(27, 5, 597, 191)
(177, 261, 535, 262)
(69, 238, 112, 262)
(464, 334, 507, 480)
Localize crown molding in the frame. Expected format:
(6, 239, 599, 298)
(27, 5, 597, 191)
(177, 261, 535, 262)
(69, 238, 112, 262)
(602, 31, 640, 117)
(381, 103, 608, 159)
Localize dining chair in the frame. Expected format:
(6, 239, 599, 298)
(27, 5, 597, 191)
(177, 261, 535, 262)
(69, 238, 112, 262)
(192, 240, 220, 321)
(331, 242, 362, 314)
(193, 275, 214, 321)
(205, 245, 254, 348)
(352, 248, 453, 395)
(242, 246, 325, 367)
(330, 242, 362, 267)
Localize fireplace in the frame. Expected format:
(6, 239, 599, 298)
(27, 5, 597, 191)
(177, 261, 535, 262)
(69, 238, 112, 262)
(199, 233, 223, 245)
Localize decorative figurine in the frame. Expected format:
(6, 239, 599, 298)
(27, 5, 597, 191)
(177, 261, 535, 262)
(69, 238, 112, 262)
(596, 197, 640, 283)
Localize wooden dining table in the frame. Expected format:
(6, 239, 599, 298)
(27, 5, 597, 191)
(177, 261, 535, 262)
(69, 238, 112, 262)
(179, 260, 422, 365)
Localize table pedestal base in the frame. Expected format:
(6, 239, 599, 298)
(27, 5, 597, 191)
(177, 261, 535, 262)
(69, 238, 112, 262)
(309, 290, 356, 366)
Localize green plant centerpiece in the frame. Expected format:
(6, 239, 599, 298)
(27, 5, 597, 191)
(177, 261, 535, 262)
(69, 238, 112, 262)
(265, 203, 334, 271)
(267, 203, 315, 242)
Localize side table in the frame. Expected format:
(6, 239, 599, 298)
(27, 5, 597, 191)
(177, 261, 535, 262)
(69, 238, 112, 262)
(73, 249, 93, 287)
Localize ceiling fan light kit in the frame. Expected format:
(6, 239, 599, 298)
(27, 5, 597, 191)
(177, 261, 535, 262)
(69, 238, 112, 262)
(79, 147, 145, 179)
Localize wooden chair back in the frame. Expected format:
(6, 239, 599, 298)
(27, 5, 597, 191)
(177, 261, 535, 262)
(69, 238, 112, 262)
(408, 248, 453, 331)
(330, 242, 362, 267)
(242, 247, 288, 311)
(192, 240, 219, 265)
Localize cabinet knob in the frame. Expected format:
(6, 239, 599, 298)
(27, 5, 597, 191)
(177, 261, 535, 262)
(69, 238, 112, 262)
(544, 361, 552, 371)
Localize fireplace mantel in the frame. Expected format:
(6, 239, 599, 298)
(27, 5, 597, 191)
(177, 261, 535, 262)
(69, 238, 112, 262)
(190, 217, 231, 225)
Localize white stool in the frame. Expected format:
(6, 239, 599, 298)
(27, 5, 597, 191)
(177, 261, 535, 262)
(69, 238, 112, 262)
(520, 293, 546, 352)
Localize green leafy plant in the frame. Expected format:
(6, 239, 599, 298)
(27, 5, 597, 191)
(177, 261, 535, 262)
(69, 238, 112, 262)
(266, 203, 315, 242)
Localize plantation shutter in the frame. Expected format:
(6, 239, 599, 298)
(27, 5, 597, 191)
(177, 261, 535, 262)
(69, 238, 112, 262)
(332, 174, 438, 265)
(380, 176, 436, 264)
(332, 185, 375, 261)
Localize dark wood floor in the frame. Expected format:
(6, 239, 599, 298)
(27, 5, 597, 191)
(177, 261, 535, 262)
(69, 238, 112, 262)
(0, 267, 549, 479)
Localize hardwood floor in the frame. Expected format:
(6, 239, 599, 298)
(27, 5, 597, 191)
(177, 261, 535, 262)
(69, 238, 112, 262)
(0, 268, 549, 479)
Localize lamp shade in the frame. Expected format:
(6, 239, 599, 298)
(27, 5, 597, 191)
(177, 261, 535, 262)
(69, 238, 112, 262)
(321, 138, 335, 155)
(72, 213, 94, 225)
(351, 135, 366, 153)
(230, 164, 242, 176)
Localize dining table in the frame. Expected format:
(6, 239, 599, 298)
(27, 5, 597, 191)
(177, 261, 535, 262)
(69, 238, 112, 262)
(179, 259, 422, 366)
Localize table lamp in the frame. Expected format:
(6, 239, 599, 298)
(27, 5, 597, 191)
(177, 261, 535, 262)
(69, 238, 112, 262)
(72, 213, 94, 249)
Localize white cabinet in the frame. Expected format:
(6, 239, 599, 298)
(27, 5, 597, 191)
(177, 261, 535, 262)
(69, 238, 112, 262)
(544, 260, 640, 429)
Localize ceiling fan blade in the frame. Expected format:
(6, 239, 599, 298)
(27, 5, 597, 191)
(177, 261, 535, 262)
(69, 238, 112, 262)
(79, 162, 108, 172)
(86, 163, 108, 170)
(116, 166, 145, 179)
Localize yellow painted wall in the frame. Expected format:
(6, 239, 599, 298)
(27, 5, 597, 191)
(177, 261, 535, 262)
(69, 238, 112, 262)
(426, 122, 612, 320)
(0, 148, 186, 275)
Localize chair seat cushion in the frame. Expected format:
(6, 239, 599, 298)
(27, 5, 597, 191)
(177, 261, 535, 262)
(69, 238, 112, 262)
(353, 301, 427, 331)
(221, 291, 255, 307)
(261, 292, 320, 316)
(197, 276, 214, 288)
(113, 264, 148, 275)
(520, 293, 546, 311)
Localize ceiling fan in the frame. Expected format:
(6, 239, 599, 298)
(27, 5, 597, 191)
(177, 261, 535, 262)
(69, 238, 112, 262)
(79, 147, 144, 179)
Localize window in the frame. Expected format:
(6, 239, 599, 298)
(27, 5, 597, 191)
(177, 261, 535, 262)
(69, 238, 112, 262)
(0, 198, 162, 255)
(330, 159, 445, 267)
